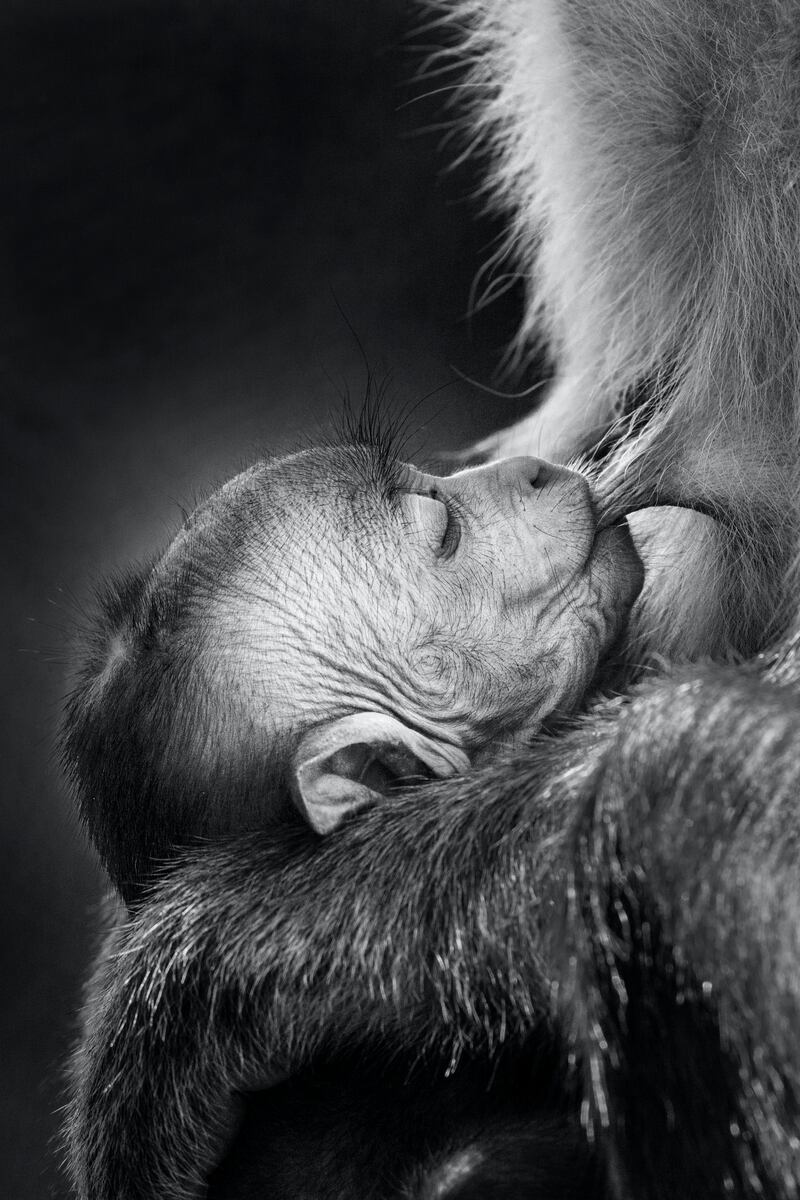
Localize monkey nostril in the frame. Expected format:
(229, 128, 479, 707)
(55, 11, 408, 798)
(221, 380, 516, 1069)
(498, 455, 553, 492)
(526, 459, 549, 489)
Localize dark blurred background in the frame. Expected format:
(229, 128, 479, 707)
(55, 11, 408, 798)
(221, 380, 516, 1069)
(0, 1, 534, 1194)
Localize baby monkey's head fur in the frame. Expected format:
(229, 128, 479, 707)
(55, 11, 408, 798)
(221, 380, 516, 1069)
(62, 441, 642, 900)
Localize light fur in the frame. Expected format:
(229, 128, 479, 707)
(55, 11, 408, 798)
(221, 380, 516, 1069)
(436, 0, 800, 660)
(63, 2, 800, 1196)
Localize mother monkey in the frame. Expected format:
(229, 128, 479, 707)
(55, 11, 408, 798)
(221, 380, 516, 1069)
(63, 1, 800, 1198)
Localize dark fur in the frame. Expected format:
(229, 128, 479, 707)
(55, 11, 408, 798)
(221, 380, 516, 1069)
(60, 501, 298, 902)
(63, 0, 800, 1195)
(64, 640, 800, 1199)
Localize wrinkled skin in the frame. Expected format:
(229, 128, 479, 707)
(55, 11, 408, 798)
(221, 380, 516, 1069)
(61, 425, 800, 1200)
(62, 0, 800, 1193)
(65, 644, 800, 1200)
(62, 442, 642, 890)
(200, 448, 641, 752)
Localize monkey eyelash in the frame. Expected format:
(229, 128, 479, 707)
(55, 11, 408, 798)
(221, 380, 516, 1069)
(333, 390, 469, 552)
(334, 393, 410, 504)
(429, 488, 463, 559)
(396, 485, 466, 558)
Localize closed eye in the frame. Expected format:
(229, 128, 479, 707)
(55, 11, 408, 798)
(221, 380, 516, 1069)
(402, 489, 461, 558)
(431, 489, 461, 558)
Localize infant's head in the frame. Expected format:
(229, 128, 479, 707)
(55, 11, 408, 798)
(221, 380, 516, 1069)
(63, 442, 642, 894)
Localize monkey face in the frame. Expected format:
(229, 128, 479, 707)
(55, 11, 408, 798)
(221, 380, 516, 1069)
(367, 454, 644, 745)
(194, 446, 643, 763)
(64, 441, 646, 865)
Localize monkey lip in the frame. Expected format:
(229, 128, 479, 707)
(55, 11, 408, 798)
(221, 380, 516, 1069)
(588, 519, 645, 604)
(584, 508, 631, 560)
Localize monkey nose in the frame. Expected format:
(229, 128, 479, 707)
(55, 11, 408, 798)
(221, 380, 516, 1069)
(450, 454, 589, 509)
(492, 455, 565, 490)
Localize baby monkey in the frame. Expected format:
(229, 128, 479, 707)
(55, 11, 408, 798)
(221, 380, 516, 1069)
(63, 442, 642, 899)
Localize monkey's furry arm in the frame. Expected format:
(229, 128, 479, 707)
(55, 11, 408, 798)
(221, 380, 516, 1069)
(66, 667, 800, 1200)
(66, 732, 573, 1200)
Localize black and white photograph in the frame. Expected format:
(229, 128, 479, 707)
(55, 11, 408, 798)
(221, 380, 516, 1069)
(3, 1, 800, 1197)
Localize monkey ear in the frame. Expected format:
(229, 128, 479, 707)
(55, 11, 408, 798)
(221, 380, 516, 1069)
(291, 712, 470, 835)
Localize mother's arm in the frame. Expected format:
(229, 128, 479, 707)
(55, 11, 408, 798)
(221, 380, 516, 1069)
(65, 667, 800, 1200)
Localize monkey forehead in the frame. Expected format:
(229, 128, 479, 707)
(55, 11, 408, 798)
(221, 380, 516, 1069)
(161, 446, 404, 649)
(260, 444, 400, 529)
(155, 448, 380, 586)
(183, 445, 392, 541)
(104, 443, 402, 691)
